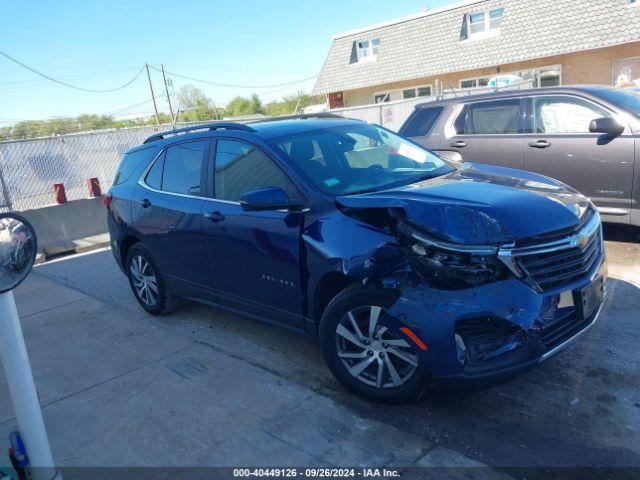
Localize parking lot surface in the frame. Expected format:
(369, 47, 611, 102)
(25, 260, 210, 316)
(0, 226, 638, 478)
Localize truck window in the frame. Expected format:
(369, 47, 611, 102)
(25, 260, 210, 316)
(455, 98, 521, 135)
(401, 107, 444, 137)
(532, 96, 609, 134)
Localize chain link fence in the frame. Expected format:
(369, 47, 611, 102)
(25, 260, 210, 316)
(0, 123, 184, 212)
(0, 82, 535, 212)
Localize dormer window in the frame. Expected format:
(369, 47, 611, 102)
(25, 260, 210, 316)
(465, 7, 503, 39)
(356, 38, 380, 62)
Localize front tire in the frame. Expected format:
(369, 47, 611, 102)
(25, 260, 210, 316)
(319, 284, 427, 403)
(126, 244, 174, 315)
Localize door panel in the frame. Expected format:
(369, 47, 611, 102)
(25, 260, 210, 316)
(522, 135, 634, 212)
(132, 187, 210, 295)
(201, 201, 304, 326)
(448, 98, 525, 169)
(522, 95, 634, 215)
(131, 139, 212, 297)
(202, 138, 305, 328)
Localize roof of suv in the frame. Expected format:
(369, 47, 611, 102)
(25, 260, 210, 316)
(413, 85, 621, 109)
(138, 116, 362, 149)
(250, 118, 361, 139)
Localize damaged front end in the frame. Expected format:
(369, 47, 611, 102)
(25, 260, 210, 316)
(325, 195, 603, 388)
(331, 204, 530, 377)
(395, 219, 511, 290)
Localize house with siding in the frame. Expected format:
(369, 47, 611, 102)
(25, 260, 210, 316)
(313, 0, 640, 108)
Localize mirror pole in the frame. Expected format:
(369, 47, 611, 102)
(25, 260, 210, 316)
(0, 291, 62, 480)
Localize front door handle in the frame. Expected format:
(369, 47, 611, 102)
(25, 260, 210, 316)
(528, 140, 551, 149)
(450, 140, 467, 148)
(141, 198, 151, 208)
(204, 211, 225, 222)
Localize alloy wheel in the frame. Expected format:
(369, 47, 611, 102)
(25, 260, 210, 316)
(335, 305, 418, 389)
(130, 254, 158, 307)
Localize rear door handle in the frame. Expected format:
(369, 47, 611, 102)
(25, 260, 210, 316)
(528, 140, 551, 149)
(204, 211, 225, 222)
(141, 198, 151, 208)
(450, 141, 467, 148)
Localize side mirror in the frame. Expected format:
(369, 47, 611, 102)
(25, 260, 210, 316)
(589, 117, 624, 136)
(0, 213, 38, 293)
(433, 150, 463, 166)
(240, 187, 303, 212)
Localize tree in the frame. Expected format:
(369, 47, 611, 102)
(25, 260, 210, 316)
(175, 84, 223, 121)
(264, 91, 326, 116)
(225, 94, 264, 117)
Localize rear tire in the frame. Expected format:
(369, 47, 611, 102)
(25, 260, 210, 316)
(319, 284, 427, 403)
(125, 244, 175, 315)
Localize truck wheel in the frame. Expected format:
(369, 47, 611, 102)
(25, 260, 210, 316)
(125, 244, 174, 315)
(319, 284, 427, 403)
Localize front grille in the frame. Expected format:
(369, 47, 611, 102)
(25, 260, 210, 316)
(539, 309, 590, 350)
(504, 212, 603, 293)
(516, 228, 602, 292)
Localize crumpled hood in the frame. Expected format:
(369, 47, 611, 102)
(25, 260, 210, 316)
(336, 163, 591, 245)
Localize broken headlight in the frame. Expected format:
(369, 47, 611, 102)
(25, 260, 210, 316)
(399, 224, 510, 289)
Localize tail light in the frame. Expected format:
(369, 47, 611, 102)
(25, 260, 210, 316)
(103, 193, 112, 210)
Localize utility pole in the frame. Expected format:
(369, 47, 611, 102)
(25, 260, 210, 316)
(145, 63, 160, 126)
(160, 64, 175, 124)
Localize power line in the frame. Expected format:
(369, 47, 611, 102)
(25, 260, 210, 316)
(0, 51, 146, 93)
(150, 64, 317, 89)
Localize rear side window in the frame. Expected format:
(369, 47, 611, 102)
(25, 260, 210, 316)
(113, 147, 154, 185)
(144, 152, 164, 190)
(455, 99, 521, 135)
(401, 107, 444, 137)
(162, 141, 207, 196)
(143, 140, 207, 196)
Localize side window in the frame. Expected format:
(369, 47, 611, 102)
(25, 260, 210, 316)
(532, 96, 610, 134)
(214, 140, 297, 202)
(114, 147, 154, 185)
(455, 98, 521, 135)
(401, 107, 444, 137)
(161, 140, 207, 196)
(145, 152, 164, 190)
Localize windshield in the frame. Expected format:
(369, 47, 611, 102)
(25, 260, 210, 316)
(271, 123, 453, 195)
(593, 88, 640, 118)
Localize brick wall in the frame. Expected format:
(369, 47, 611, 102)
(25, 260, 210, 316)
(339, 42, 640, 107)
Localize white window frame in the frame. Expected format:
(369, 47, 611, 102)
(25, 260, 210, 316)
(374, 92, 391, 104)
(465, 7, 504, 40)
(402, 84, 433, 99)
(373, 84, 433, 104)
(458, 65, 562, 89)
(356, 38, 380, 62)
(612, 56, 640, 85)
(459, 76, 491, 89)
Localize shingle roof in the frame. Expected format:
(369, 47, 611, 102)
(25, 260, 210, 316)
(313, 0, 640, 95)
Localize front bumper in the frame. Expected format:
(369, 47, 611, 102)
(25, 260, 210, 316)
(383, 255, 607, 390)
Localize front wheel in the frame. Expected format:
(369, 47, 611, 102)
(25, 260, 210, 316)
(319, 284, 427, 403)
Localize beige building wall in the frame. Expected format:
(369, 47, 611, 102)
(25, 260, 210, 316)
(339, 42, 640, 107)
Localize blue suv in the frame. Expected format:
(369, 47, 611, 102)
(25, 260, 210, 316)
(106, 115, 606, 403)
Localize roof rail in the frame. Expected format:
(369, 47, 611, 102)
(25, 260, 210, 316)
(143, 122, 256, 144)
(247, 112, 352, 124)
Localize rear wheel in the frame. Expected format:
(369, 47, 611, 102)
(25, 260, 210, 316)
(126, 244, 174, 315)
(319, 284, 427, 403)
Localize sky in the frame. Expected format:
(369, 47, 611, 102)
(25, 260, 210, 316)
(0, 0, 456, 123)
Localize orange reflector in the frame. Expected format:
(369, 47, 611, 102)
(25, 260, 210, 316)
(399, 327, 428, 351)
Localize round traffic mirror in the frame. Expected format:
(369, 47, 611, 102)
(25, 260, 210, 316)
(0, 213, 37, 294)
